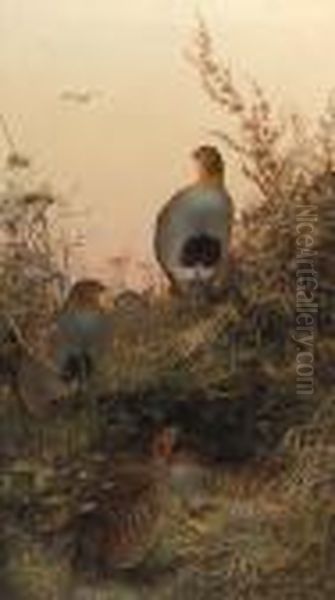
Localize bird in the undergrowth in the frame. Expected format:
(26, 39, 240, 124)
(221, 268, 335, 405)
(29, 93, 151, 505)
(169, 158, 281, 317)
(73, 427, 176, 575)
(110, 289, 153, 340)
(51, 279, 110, 386)
(154, 145, 235, 300)
(0, 314, 70, 418)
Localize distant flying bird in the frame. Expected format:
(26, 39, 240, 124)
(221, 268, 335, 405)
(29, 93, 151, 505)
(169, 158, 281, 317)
(0, 314, 70, 418)
(6, 152, 31, 170)
(59, 89, 106, 106)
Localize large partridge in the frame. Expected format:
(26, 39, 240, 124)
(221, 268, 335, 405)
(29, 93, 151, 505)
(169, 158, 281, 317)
(154, 145, 234, 298)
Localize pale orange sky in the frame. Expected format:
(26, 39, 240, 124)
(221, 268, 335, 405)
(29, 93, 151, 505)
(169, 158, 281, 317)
(0, 0, 334, 281)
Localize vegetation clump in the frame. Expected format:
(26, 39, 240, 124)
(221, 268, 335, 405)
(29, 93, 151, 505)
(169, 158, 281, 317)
(0, 21, 334, 600)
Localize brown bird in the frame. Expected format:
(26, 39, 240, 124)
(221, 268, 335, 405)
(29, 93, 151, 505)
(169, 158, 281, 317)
(73, 427, 176, 575)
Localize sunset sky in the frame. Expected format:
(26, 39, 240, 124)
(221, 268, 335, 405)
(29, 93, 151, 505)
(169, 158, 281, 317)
(0, 0, 334, 281)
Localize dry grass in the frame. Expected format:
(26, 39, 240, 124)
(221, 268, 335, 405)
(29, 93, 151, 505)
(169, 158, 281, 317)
(0, 20, 334, 600)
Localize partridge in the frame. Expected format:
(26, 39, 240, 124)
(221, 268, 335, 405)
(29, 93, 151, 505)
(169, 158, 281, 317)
(73, 427, 175, 575)
(154, 145, 234, 298)
(51, 279, 110, 385)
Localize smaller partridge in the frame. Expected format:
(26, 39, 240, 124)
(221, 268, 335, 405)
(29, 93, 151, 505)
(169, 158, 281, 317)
(51, 279, 110, 385)
(73, 427, 175, 575)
